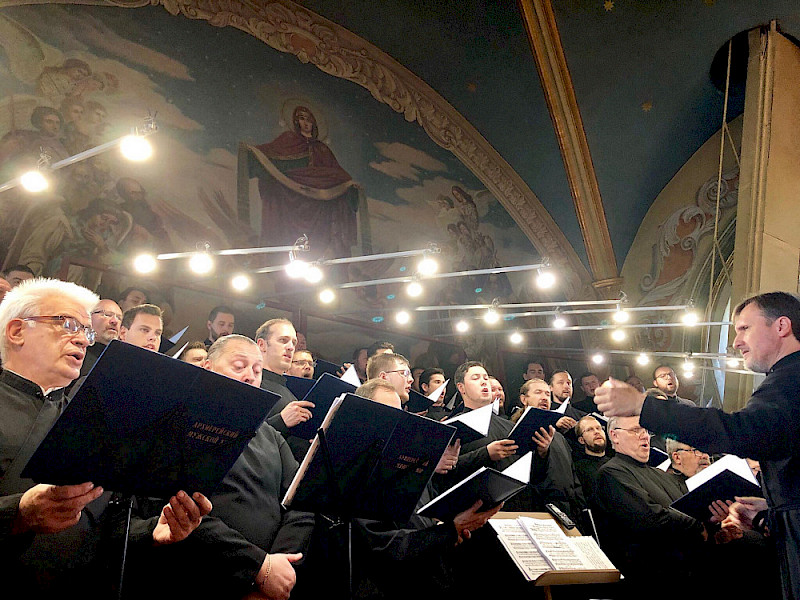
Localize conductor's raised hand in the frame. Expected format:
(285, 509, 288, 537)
(594, 378, 646, 417)
(280, 400, 315, 428)
(487, 439, 518, 461)
(13, 482, 104, 535)
(152, 490, 213, 546)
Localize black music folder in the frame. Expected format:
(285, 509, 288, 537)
(671, 467, 762, 521)
(442, 403, 493, 445)
(285, 374, 316, 401)
(22, 340, 280, 498)
(314, 358, 342, 378)
(648, 447, 670, 468)
(416, 466, 526, 521)
(406, 389, 434, 413)
(508, 407, 563, 451)
(283, 393, 456, 523)
(290, 373, 357, 440)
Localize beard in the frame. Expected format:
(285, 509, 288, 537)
(584, 437, 606, 453)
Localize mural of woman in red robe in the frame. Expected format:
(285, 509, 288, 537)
(249, 105, 360, 260)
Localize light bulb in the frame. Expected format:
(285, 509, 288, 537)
(636, 353, 650, 366)
(133, 253, 157, 274)
(407, 281, 423, 297)
(682, 361, 695, 376)
(552, 316, 567, 329)
(611, 329, 626, 342)
(231, 274, 251, 291)
(682, 311, 699, 326)
(536, 270, 556, 289)
(455, 320, 470, 333)
(285, 259, 309, 279)
(120, 135, 153, 161)
(189, 252, 213, 274)
(396, 310, 411, 325)
(591, 353, 605, 365)
(613, 309, 630, 323)
(484, 309, 500, 324)
(304, 265, 323, 283)
(510, 332, 523, 344)
(417, 257, 438, 276)
(319, 288, 335, 304)
(20, 170, 48, 192)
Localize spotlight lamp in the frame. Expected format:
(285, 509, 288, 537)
(395, 310, 411, 325)
(189, 248, 214, 274)
(552, 310, 567, 329)
(535, 266, 556, 289)
(133, 253, 157, 274)
(636, 352, 650, 366)
(682, 359, 695, 378)
(682, 302, 699, 326)
(417, 256, 438, 276)
(591, 353, 605, 365)
(319, 288, 336, 304)
(304, 264, 323, 284)
(20, 169, 49, 193)
(231, 274, 251, 291)
(120, 134, 153, 161)
(285, 259, 309, 279)
(612, 306, 630, 323)
(509, 331, 523, 344)
(407, 281, 423, 297)
(484, 308, 500, 325)
(611, 329, 626, 342)
(455, 320, 470, 333)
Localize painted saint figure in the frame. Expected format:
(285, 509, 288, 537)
(249, 105, 360, 260)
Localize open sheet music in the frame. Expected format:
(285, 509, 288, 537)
(490, 516, 616, 582)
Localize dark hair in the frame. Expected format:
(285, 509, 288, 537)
(292, 106, 319, 138)
(579, 372, 599, 383)
(549, 370, 571, 385)
(119, 286, 149, 304)
(419, 367, 445, 388)
(208, 305, 235, 322)
(454, 360, 485, 385)
(652, 364, 674, 381)
(178, 341, 207, 360)
(352, 347, 368, 361)
(734, 291, 800, 341)
(367, 340, 395, 357)
(30, 106, 61, 130)
(4, 265, 35, 277)
(366, 352, 409, 380)
(121, 303, 163, 330)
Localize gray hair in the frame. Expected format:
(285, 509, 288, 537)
(0, 278, 99, 362)
(206, 334, 258, 364)
(665, 438, 689, 465)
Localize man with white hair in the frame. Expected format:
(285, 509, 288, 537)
(0, 278, 210, 594)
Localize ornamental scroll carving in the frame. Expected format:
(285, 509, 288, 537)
(46, 0, 590, 299)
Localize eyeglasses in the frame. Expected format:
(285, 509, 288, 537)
(655, 372, 676, 380)
(385, 368, 412, 378)
(23, 315, 96, 345)
(675, 448, 705, 456)
(612, 426, 651, 438)
(92, 309, 123, 321)
(291, 359, 316, 367)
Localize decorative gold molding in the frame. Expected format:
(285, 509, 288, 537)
(1, 0, 593, 299)
(518, 0, 618, 286)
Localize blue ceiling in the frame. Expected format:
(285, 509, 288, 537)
(299, 0, 800, 271)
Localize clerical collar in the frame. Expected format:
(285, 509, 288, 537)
(0, 369, 64, 399)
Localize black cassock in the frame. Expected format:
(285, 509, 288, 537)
(639, 350, 800, 600)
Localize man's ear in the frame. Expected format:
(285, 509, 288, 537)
(456, 381, 466, 396)
(119, 326, 128, 341)
(5, 319, 26, 351)
(256, 337, 267, 352)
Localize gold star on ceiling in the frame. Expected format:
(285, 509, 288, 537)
(604, 0, 614, 11)
(641, 101, 653, 112)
